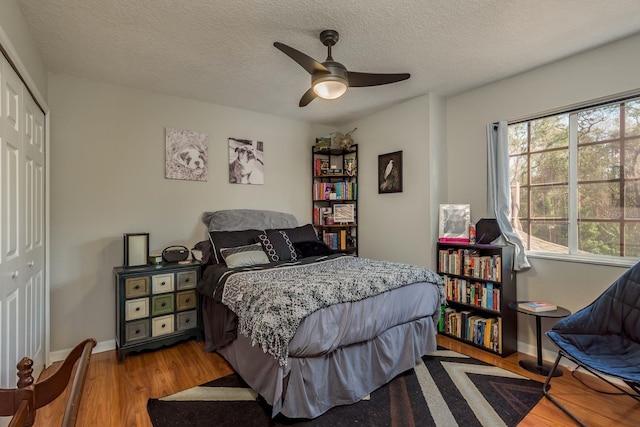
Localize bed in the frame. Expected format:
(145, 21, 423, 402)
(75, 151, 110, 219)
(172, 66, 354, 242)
(195, 209, 444, 419)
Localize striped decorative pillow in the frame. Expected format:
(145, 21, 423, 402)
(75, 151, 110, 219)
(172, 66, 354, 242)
(257, 230, 298, 262)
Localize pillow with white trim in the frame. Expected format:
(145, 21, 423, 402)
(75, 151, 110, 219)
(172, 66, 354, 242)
(219, 243, 270, 268)
(257, 230, 298, 262)
(208, 229, 263, 264)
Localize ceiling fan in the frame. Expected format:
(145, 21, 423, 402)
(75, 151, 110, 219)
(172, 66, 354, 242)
(274, 30, 410, 107)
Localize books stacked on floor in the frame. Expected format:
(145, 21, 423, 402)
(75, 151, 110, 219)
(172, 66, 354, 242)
(517, 301, 557, 312)
(440, 307, 502, 353)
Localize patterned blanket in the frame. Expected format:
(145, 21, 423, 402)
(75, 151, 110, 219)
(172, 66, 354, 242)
(221, 256, 444, 366)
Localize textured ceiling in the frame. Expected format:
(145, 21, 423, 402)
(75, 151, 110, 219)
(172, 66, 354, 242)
(16, 0, 640, 126)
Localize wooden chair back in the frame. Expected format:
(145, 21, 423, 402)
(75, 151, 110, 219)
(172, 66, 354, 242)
(0, 338, 96, 427)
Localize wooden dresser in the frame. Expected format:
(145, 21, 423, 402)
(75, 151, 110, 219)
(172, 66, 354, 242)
(114, 261, 201, 362)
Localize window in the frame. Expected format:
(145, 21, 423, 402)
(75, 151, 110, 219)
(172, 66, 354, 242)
(508, 96, 640, 259)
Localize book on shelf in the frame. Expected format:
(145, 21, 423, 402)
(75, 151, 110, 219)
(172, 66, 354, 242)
(339, 229, 347, 250)
(517, 301, 557, 312)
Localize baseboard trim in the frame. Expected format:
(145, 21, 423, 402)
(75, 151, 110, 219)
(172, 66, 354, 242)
(49, 339, 116, 364)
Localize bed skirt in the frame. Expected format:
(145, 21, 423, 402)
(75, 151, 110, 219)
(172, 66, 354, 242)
(217, 314, 438, 419)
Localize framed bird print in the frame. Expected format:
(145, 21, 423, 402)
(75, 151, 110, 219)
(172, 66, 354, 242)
(378, 151, 403, 193)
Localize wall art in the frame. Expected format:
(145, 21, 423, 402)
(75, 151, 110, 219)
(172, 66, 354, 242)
(378, 151, 403, 193)
(165, 127, 208, 181)
(228, 138, 264, 184)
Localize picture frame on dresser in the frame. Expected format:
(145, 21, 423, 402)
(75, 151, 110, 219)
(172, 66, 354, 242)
(123, 233, 149, 267)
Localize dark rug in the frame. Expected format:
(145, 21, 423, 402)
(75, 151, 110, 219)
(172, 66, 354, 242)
(147, 349, 543, 426)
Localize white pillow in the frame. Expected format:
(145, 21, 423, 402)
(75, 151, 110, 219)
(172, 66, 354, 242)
(219, 243, 270, 268)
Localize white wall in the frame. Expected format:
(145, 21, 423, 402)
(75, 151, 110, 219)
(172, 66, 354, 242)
(48, 73, 319, 351)
(346, 94, 446, 269)
(0, 0, 47, 100)
(446, 32, 640, 358)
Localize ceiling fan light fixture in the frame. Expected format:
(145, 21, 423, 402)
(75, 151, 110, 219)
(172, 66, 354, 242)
(274, 29, 410, 107)
(313, 77, 347, 100)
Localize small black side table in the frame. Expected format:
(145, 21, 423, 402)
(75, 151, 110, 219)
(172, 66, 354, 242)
(509, 301, 571, 377)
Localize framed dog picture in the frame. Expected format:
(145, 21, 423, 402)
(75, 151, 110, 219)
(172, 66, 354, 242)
(165, 127, 209, 181)
(228, 138, 264, 185)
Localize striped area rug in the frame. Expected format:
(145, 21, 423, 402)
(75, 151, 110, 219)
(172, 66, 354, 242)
(147, 349, 543, 426)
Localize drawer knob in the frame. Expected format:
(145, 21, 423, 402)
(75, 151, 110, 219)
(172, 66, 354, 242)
(135, 329, 140, 334)
(135, 285, 140, 290)
(161, 281, 166, 285)
(185, 278, 190, 283)
(135, 307, 140, 312)
(185, 318, 190, 323)
(161, 323, 166, 328)
(185, 298, 190, 303)
(161, 302, 166, 307)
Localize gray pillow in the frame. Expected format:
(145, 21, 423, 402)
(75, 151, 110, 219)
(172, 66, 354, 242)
(203, 209, 298, 231)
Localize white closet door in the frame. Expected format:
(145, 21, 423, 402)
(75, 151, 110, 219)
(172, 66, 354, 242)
(0, 54, 25, 389)
(0, 52, 45, 389)
(23, 88, 45, 371)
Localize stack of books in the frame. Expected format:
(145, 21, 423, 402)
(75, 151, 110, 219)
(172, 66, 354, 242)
(517, 301, 557, 312)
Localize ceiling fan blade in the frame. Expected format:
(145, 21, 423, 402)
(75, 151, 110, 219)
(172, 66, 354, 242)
(347, 71, 410, 87)
(274, 42, 329, 75)
(299, 88, 317, 107)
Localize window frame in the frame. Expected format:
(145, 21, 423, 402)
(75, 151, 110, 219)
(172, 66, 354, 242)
(508, 92, 640, 267)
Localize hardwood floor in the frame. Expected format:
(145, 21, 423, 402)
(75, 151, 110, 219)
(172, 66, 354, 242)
(31, 336, 640, 426)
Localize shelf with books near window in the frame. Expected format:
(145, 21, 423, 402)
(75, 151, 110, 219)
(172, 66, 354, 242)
(436, 241, 517, 357)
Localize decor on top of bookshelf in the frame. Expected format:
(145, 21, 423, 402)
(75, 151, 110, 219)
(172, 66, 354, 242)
(312, 144, 358, 255)
(475, 218, 502, 244)
(330, 127, 357, 151)
(315, 135, 332, 151)
(437, 241, 517, 357)
(439, 204, 471, 243)
(378, 151, 402, 193)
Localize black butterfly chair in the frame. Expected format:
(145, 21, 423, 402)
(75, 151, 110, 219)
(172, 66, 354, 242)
(543, 262, 640, 426)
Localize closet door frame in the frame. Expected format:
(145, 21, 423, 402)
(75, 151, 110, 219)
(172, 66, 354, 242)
(0, 27, 50, 376)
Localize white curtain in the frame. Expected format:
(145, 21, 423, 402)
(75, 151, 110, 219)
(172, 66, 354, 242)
(487, 121, 530, 271)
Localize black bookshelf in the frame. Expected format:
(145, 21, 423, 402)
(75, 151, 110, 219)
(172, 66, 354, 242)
(312, 145, 358, 255)
(436, 241, 517, 357)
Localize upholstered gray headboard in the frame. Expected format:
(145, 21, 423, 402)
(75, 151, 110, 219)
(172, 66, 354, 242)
(202, 209, 299, 231)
